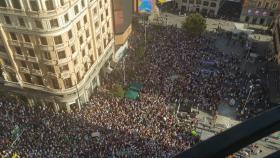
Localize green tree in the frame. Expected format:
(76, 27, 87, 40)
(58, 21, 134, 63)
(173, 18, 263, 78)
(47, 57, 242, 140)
(111, 84, 125, 98)
(182, 13, 206, 36)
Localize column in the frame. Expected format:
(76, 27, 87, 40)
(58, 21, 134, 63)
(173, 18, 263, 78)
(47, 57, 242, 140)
(40, 100, 47, 110)
(40, 0, 47, 11)
(53, 102, 59, 113)
(96, 75, 101, 86)
(66, 103, 72, 113)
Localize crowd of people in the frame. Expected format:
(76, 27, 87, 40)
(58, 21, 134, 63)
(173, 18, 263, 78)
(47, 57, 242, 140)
(0, 22, 273, 157)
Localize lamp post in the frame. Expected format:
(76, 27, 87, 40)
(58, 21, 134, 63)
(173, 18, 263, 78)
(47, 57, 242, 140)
(75, 80, 81, 111)
(242, 85, 254, 113)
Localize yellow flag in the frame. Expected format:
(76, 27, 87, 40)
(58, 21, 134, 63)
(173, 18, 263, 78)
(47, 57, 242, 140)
(12, 153, 19, 158)
(159, 0, 172, 4)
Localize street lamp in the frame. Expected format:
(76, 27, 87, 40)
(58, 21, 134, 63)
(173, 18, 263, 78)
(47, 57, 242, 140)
(242, 85, 254, 113)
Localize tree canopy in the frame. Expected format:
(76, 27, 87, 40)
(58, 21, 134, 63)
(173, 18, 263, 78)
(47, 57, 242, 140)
(181, 13, 206, 36)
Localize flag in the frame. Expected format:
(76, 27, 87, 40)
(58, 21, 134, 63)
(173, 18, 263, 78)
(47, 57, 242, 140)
(11, 125, 20, 140)
(12, 152, 20, 158)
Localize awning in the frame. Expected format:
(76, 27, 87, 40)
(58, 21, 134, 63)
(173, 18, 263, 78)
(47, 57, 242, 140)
(125, 90, 139, 100)
(129, 83, 143, 92)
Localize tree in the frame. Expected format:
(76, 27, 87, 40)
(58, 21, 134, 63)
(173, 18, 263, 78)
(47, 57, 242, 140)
(111, 84, 125, 98)
(182, 13, 206, 36)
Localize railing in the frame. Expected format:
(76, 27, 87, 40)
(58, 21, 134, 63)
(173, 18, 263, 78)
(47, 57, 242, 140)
(174, 106, 280, 158)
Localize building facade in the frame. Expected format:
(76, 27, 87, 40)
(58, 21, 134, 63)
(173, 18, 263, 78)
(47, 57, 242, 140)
(240, 0, 280, 25)
(272, 15, 280, 63)
(175, 0, 223, 17)
(0, 0, 115, 112)
(112, 0, 133, 62)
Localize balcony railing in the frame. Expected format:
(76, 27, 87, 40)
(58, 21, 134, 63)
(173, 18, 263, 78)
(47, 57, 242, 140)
(174, 106, 280, 158)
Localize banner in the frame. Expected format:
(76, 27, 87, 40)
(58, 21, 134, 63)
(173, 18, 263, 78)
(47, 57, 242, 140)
(138, 0, 154, 13)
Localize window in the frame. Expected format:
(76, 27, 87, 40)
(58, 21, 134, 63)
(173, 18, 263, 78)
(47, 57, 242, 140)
(10, 32, 17, 40)
(107, 21, 109, 28)
(81, 0, 85, 7)
(79, 36, 83, 44)
(50, 19, 59, 28)
(36, 76, 43, 85)
(257, 2, 261, 7)
(60, 0, 64, 6)
(68, 30, 72, 39)
(47, 65, 55, 73)
(40, 37, 48, 45)
(44, 51, 51, 60)
(76, 72, 80, 81)
(99, 1, 102, 8)
(21, 61, 27, 68)
(54, 36, 62, 45)
(18, 18, 25, 27)
(64, 14, 69, 22)
(74, 59, 77, 65)
(203, 1, 209, 6)
(23, 34, 31, 42)
(84, 63, 88, 71)
(45, 0, 54, 10)
(28, 49, 35, 57)
(96, 34, 100, 40)
(3, 59, 11, 65)
(101, 14, 104, 21)
(88, 43, 91, 49)
(60, 64, 69, 72)
(86, 29, 90, 38)
(76, 21, 81, 30)
(82, 49, 85, 56)
(83, 15, 87, 24)
(64, 78, 72, 89)
(264, 2, 269, 9)
(0, 1, 7, 7)
(0, 45, 6, 52)
(74, 5, 79, 15)
(12, 0, 22, 9)
(196, 0, 201, 4)
(95, 21, 99, 28)
(4, 16, 11, 24)
(35, 20, 43, 29)
(189, 0, 194, 4)
(98, 47, 102, 56)
(52, 79, 59, 89)
(30, 0, 39, 11)
(15, 46, 22, 55)
(32, 63, 39, 70)
(57, 50, 66, 59)
(93, 7, 97, 14)
(24, 74, 32, 83)
(210, 2, 216, 7)
(102, 26, 105, 33)
(273, 3, 278, 8)
(106, 9, 109, 16)
(71, 45, 75, 54)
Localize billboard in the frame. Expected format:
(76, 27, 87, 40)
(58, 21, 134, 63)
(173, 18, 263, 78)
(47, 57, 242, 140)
(113, 0, 133, 34)
(138, 0, 154, 13)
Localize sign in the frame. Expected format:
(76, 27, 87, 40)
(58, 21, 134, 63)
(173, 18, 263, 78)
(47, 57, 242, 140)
(138, 0, 154, 13)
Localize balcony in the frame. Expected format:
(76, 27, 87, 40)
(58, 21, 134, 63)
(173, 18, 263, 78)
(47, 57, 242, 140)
(14, 54, 26, 61)
(19, 67, 30, 73)
(174, 106, 280, 158)
(39, 44, 54, 51)
(26, 56, 39, 63)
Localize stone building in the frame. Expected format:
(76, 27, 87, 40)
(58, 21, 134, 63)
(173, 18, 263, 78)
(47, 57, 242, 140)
(240, 0, 280, 25)
(175, 0, 223, 17)
(0, 0, 115, 112)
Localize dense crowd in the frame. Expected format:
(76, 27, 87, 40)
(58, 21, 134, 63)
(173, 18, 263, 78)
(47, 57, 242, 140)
(0, 23, 272, 157)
